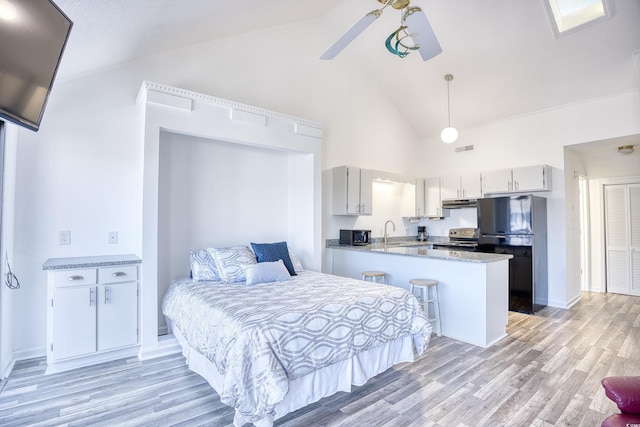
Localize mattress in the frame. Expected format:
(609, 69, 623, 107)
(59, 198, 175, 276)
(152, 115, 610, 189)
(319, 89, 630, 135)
(162, 270, 431, 425)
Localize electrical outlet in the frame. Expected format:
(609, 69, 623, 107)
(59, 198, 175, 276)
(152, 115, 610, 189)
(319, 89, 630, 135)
(59, 230, 71, 245)
(108, 231, 118, 244)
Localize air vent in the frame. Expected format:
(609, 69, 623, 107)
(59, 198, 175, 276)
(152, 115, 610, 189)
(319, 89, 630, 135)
(454, 145, 474, 153)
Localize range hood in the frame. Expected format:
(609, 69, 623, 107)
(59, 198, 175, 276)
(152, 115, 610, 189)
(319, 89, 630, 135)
(442, 198, 477, 209)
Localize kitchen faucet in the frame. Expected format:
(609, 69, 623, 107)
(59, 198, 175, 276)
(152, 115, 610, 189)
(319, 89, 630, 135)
(384, 220, 396, 247)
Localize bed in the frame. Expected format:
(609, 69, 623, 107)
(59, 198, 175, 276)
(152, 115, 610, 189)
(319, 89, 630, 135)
(162, 244, 432, 427)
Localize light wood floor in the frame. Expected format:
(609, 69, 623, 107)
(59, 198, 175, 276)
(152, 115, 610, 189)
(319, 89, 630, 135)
(1, 291, 638, 426)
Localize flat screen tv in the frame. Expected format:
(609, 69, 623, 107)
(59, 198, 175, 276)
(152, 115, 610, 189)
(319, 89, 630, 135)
(0, 0, 72, 131)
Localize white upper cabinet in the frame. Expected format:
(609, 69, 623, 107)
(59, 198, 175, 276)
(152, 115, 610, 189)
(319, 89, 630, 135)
(425, 177, 447, 218)
(332, 166, 372, 215)
(482, 165, 551, 195)
(441, 173, 482, 200)
(401, 179, 426, 217)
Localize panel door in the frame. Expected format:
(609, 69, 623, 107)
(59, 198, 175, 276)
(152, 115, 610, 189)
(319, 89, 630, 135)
(604, 184, 630, 294)
(460, 173, 482, 199)
(358, 168, 372, 215)
(53, 286, 97, 360)
(630, 184, 640, 295)
(440, 174, 461, 200)
(513, 165, 547, 192)
(482, 170, 512, 194)
(98, 282, 138, 351)
(425, 177, 443, 217)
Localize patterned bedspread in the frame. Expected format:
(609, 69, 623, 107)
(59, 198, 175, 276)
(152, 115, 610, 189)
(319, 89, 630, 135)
(162, 270, 432, 423)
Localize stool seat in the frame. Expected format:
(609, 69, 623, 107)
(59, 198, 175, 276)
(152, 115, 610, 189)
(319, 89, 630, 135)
(409, 278, 437, 287)
(409, 278, 441, 337)
(361, 271, 387, 284)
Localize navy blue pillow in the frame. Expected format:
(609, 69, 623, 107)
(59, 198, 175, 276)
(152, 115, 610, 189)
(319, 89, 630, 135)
(251, 241, 297, 276)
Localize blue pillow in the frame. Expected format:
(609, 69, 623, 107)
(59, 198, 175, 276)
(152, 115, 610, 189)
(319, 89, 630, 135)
(250, 241, 297, 276)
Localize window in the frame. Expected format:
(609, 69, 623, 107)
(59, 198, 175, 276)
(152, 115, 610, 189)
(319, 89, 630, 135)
(543, 0, 612, 37)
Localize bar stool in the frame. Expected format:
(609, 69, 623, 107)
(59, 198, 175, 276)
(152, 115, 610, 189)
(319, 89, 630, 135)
(409, 278, 442, 337)
(361, 271, 387, 284)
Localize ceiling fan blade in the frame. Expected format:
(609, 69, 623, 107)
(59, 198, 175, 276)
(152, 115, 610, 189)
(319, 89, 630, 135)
(403, 7, 442, 61)
(320, 10, 381, 60)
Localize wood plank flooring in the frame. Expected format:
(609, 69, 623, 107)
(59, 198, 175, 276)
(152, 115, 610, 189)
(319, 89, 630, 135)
(1, 291, 638, 426)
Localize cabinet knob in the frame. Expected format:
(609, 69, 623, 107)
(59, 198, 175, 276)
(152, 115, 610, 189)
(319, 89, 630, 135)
(68, 275, 84, 281)
(112, 272, 127, 277)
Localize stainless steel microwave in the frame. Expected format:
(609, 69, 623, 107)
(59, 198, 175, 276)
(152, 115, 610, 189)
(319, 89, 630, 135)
(339, 229, 371, 246)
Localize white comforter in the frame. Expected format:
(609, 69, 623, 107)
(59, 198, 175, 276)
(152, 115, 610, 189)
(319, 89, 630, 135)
(162, 270, 431, 423)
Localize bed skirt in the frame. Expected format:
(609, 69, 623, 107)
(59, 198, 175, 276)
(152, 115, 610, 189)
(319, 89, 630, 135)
(169, 320, 415, 427)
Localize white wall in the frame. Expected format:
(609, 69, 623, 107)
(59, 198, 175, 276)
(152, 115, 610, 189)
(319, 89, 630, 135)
(0, 123, 17, 376)
(157, 132, 291, 332)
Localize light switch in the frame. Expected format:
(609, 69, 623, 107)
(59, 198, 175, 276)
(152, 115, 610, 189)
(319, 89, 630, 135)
(59, 230, 71, 245)
(108, 231, 118, 244)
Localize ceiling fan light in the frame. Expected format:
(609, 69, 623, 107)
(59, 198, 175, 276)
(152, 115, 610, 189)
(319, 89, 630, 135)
(441, 127, 458, 143)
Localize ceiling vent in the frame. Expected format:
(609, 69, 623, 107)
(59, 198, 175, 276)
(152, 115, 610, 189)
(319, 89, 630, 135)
(455, 145, 474, 153)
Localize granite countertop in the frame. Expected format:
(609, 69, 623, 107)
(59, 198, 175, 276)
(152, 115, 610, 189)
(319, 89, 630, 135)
(43, 254, 141, 270)
(327, 241, 512, 264)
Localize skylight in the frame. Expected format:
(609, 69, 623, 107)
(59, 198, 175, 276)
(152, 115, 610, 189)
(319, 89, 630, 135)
(543, 0, 612, 36)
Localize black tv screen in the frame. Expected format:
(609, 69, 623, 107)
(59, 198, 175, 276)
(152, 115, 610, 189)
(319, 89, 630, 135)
(0, 0, 72, 132)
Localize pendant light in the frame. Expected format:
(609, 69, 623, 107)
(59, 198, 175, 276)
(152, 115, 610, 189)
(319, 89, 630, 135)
(441, 74, 458, 144)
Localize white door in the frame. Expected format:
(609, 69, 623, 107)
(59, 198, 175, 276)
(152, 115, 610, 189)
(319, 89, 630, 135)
(482, 169, 512, 194)
(53, 286, 97, 359)
(604, 183, 640, 296)
(98, 282, 138, 351)
(460, 173, 482, 198)
(440, 174, 460, 200)
(512, 165, 547, 192)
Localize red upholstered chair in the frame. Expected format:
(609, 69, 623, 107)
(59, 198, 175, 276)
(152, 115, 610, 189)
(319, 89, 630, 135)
(601, 376, 640, 427)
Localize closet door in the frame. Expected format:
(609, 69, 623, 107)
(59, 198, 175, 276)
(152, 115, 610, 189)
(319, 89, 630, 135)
(630, 184, 640, 295)
(604, 183, 640, 296)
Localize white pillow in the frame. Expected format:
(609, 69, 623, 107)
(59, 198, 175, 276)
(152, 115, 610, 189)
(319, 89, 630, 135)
(243, 260, 291, 286)
(208, 245, 257, 283)
(189, 249, 220, 282)
(288, 248, 304, 273)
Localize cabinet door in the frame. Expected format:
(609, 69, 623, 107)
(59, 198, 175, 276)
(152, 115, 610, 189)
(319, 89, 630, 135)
(346, 167, 362, 214)
(482, 170, 512, 194)
(401, 181, 417, 217)
(512, 165, 548, 192)
(415, 179, 426, 217)
(98, 281, 138, 351)
(358, 168, 372, 215)
(425, 177, 443, 217)
(440, 174, 461, 200)
(460, 173, 482, 199)
(53, 286, 97, 360)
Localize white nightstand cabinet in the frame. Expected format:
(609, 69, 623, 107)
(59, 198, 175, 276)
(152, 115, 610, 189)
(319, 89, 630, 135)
(44, 255, 141, 374)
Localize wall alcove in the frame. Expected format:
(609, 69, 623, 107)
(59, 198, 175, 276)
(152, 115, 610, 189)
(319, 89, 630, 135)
(136, 82, 323, 358)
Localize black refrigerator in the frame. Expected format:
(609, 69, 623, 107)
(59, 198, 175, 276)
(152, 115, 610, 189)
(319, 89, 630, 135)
(476, 195, 548, 314)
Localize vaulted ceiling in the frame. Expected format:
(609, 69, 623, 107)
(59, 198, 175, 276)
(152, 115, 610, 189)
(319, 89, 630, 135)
(53, 0, 640, 171)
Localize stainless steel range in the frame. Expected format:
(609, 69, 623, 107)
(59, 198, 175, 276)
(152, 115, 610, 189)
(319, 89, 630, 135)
(432, 228, 479, 251)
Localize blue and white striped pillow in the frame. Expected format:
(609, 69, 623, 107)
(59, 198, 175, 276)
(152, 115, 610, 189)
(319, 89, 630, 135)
(208, 245, 257, 283)
(189, 249, 220, 282)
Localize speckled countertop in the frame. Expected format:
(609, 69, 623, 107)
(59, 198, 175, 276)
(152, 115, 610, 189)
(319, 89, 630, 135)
(327, 241, 512, 264)
(43, 254, 141, 270)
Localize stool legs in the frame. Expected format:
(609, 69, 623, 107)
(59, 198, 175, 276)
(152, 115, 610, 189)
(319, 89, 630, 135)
(409, 281, 441, 337)
(430, 285, 442, 337)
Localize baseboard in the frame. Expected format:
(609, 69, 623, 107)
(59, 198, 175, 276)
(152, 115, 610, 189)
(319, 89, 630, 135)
(0, 355, 16, 380)
(138, 334, 181, 361)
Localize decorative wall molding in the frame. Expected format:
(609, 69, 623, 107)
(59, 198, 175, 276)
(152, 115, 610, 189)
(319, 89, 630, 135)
(140, 81, 323, 136)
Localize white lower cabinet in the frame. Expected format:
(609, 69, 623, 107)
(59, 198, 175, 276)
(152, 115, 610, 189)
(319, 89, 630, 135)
(45, 255, 141, 373)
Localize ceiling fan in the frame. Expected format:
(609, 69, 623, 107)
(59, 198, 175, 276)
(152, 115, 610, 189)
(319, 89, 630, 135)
(320, 0, 442, 61)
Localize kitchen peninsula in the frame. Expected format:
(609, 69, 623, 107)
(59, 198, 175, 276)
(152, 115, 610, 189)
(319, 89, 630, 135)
(328, 242, 512, 348)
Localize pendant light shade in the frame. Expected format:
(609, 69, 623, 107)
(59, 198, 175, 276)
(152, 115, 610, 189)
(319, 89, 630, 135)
(441, 127, 458, 143)
(441, 74, 458, 144)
